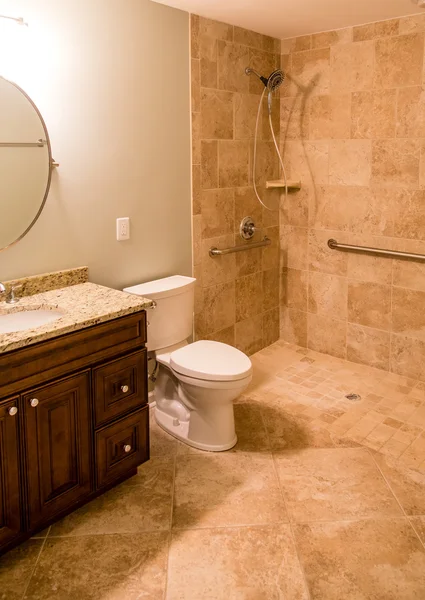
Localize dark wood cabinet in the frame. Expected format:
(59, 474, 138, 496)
(24, 373, 92, 529)
(0, 397, 22, 548)
(0, 311, 149, 556)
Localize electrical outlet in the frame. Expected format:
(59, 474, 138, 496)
(116, 217, 130, 241)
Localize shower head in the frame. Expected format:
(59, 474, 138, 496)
(245, 67, 285, 92)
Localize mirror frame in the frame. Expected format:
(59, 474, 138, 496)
(0, 76, 53, 252)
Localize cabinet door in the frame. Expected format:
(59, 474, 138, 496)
(24, 373, 92, 529)
(0, 397, 22, 548)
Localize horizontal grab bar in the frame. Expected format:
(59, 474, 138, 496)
(210, 236, 271, 257)
(328, 239, 425, 262)
(0, 139, 46, 148)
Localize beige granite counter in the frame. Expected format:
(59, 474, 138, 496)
(0, 282, 152, 354)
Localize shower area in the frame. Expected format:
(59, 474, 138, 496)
(191, 13, 425, 384)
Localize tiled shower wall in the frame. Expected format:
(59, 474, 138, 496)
(279, 14, 425, 381)
(190, 15, 282, 354)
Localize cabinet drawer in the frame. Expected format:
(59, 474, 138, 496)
(95, 407, 149, 489)
(93, 350, 147, 427)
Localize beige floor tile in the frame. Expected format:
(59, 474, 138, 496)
(166, 525, 309, 600)
(172, 453, 287, 528)
(373, 452, 425, 515)
(410, 517, 425, 545)
(149, 411, 178, 457)
(0, 539, 43, 600)
(49, 458, 174, 536)
(24, 533, 169, 600)
(274, 448, 402, 522)
(294, 518, 425, 600)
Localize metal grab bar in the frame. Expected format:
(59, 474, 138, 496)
(210, 236, 271, 257)
(328, 239, 425, 262)
(0, 139, 46, 147)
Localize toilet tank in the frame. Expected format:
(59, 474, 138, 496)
(123, 276, 196, 351)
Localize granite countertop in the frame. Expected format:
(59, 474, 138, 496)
(0, 282, 152, 354)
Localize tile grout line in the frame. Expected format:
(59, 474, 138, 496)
(367, 447, 425, 551)
(259, 406, 312, 600)
(21, 527, 50, 600)
(163, 447, 178, 600)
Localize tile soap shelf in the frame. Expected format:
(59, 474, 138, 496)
(266, 180, 301, 191)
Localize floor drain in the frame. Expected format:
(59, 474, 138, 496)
(345, 393, 361, 401)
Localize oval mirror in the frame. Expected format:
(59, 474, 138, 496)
(0, 76, 52, 251)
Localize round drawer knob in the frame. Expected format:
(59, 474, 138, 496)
(30, 398, 39, 408)
(121, 385, 129, 393)
(123, 444, 132, 453)
(8, 406, 18, 416)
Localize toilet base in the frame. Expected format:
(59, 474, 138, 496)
(154, 407, 238, 452)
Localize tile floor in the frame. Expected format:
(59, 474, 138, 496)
(3, 340, 425, 599)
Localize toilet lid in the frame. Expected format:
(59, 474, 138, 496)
(170, 341, 252, 382)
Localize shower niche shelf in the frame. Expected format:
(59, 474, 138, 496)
(266, 179, 301, 191)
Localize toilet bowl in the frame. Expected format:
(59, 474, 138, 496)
(124, 276, 252, 451)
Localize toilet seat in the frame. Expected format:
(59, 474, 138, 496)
(169, 340, 252, 382)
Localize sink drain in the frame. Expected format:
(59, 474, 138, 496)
(345, 393, 361, 402)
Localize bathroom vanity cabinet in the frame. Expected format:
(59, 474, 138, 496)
(0, 310, 149, 555)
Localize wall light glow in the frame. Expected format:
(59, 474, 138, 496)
(0, 14, 29, 83)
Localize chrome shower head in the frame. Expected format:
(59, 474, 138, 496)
(245, 67, 285, 92)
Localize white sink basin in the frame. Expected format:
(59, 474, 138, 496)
(0, 309, 65, 334)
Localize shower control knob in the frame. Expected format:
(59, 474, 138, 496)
(121, 385, 129, 393)
(30, 398, 39, 408)
(123, 444, 132, 453)
(8, 406, 18, 416)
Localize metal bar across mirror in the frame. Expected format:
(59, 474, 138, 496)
(0, 76, 53, 251)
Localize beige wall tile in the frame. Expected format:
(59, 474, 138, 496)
(280, 96, 310, 140)
(393, 190, 425, 240)
(308, 272, 348, 319)
(201, 235, 236, 287)
(392, 287, 425, 341)
(280, 307, 308, 346)
(329, 140, 371, 186)
(330, 41, 374, 92)
(310, 186, 393, 236)
(201, 141, 218, 189)
(280, 226, 308, 270)
(248, 48, 279, 95)
(192, 111, 201, 164)
(236, 272, 263, 322)
(201, 188, 234, 238)
(263, 307, 280, 346)
(190, 14, 200, 59)
(308, 313, 347, 358)
(309, 94, 351, 139)
(235, 187, 263, 231)
(393, 259, 425, 293)
(235, 238, 263, 278)
(233, 26, 263, 50)
(283, 140, 329, 185)
(374, 33, 424, 88)
(291, 48, 330, 96)
(263, 268, 279, 311)
(193, 215, 202, 266)
(205, 326, 235, 345)
(397, 87, 425, 138)
(192, 164, 201, 215)
(351, 90, 396, 139)
(235, 314, 263, 354)
(280, 184, 310, 227)
(196, 281, 235, 336)
(234, 93, 259, 140)
(311, 28, 352, 50)
(262, 226, 280, 270)
(399, 14, 425, 34)
(199, 16, 233, 41)
(281, 268, 308, 311)
(200, 34, 217, 88)
(353, 19, 399, 42)
(218, 41, 250, 93)
(201, 90, 233, 139)
(218, 140, 250, 187)
(347, 323, 390, 370)
(348, 281, 391, 330)
(371, 140, 421, 187)
(391, 334, 425, 381)
(252, 141, 280, 186)
(309, 229, 348, 276)
(347, 251, 392, 285)
(191, 59, 200, 112)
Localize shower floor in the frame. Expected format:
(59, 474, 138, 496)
(2, 340, 425, 599)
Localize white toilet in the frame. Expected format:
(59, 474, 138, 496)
(124, 275, 252, 451)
